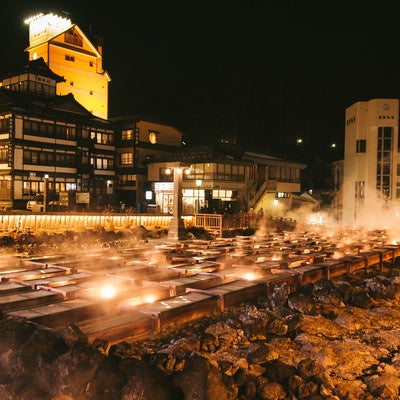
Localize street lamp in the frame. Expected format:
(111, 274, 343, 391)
(43, 174, 49, 212)
(196, 179, 202, 213)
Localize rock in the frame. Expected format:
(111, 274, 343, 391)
(173, 352, 237, 400)
(288, 287, 317, 315)
(60, 323, 88, 348)
(349, 287, 375, 308)
(120, 361, 178, 400)
(257, 381, 287, 400)
(247, 342, 279, 364)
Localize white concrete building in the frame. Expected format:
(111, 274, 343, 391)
(342, 98, 400, 225)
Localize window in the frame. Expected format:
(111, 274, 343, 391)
(24, 150, 76, 167)
(377, 127, 393, 199)
(94, 156, 114, 170)
(65, 29, 83, 47)
(118, 174, 137, 185)
(122, 129, 133, 140)
(0, 118, 10, 133)
(23, 120, 76, 140)
(356, 139, 367, 153)
(149, 130, 159, 144)
(0, 146, 7, 161)
(120, 152, 133, 165)
(23, 180, 40, 196)
(276, 192, 290, 198)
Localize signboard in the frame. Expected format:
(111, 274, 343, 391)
(76, 192, 90, 204)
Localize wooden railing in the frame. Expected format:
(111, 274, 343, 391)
(194, 213, 223, 237)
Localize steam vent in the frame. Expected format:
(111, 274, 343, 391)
(1, 226, 400, 398)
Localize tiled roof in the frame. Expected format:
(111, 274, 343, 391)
(0, 57, 65, 82)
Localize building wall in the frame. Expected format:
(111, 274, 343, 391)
(136, 120, 182, 147)
(342, 98, 399, 225)
(25, 14, 110, 120)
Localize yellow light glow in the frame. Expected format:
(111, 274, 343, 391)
(145, 295, 156, 303)
(243, 272, 257, 281)
(100, 285, 116, 299)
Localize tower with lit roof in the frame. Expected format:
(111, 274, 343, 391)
(24, 13, 111, 120)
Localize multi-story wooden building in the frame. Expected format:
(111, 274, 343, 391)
(112, 116, 183, 211)
(146, 146, 306, 216)
(0, 58, 115, 211)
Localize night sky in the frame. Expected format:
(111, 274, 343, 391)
(1, 2, 399, 166)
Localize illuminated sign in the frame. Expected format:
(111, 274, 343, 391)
(155, 182, 174, 191)
(25, 13, 72, 45)
(76, 192, 90, 204)
(145, 191, 153, 200)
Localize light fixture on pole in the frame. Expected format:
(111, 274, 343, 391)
(195, 179, 202, 213)
(43, 174, 49, 213)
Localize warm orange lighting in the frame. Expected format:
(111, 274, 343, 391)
(243, 272, 257, 281)
(144, 294, 156, 303)
(100, 285, 116, 299)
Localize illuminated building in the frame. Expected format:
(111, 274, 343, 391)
(111, 116, 183, 211)
(0, 11, 307, 216)
(146, 146, 306, 216)
(0, 58, 115, 211)
(342, 98, 399, 224)
(24, 13, 110, 120)
(242, 152, 306, 216)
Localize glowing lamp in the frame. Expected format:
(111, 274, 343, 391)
(100, 285, 116, 299)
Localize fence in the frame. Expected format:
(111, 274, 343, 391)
(0, 212, 293, 237)
(0, 213, 174, 233)
(194, 213, 223, 237)
(0, 212, 224, 237)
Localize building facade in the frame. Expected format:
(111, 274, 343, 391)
(112, 116, 183, 212)
(0, 11, 307, 217)
(342, 98, 400, 225)
(0, 58, 115, 211)
(243, 152, 306, 217)
(24, 13, 110, 120)
(146, 146, 306, 216)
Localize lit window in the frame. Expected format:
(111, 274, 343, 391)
(122, 129, 134, 140)
(276, 192, 290, 198)
(149, 131, 159, 144)
(120, 152, 133, 165)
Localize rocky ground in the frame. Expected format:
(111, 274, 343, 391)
(1, 229, 400, 399)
